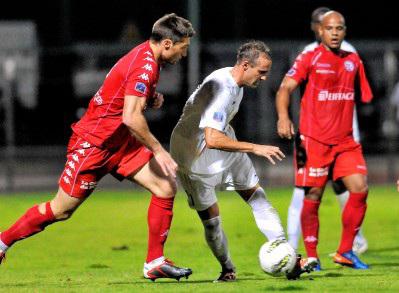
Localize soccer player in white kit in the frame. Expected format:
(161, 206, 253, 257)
(286, 7, 368, 258)
(171, 41, 303, 281)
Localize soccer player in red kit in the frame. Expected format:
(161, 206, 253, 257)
(276, 11, 372, 270)
(0, 13, 195, 281)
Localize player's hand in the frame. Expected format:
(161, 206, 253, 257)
(148, 92, 164, 109)
(252, 144, 285, 165)
(277, 118, 295, 139)
(397, 179, 399, 192)
(153, 148, 178, 178)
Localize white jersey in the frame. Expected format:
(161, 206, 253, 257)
(302, 40, 360, 142)
(171, 67, 243, 175)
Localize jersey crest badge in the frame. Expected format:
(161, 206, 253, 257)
(135, 82, 147, 94)
(344, 60, 355, 72)
(213, 112, 224, 122)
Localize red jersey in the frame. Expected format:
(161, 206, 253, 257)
(286, 44, 373, 144)
(72, 41, 160, 149)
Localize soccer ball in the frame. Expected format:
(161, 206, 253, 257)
(259, 239, 297, 276)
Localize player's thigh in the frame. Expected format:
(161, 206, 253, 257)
(221, 153, 259, 193)
(130, 157, 177, 197)
(178, 170, 219, 211)
(333, 141, 368, 189)
(341, 174, 368, 193)
(295, 136, 333, 188)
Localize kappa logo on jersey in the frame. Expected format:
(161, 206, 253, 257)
(318, 90, 354, 101)
(144, 50, 153, 56)
(357, 165, 367, 170)
(144, 56, 155, 62)
(213, 112, 224, 122)
(309, 167, 328, 177)
(344, 60, 355, 72)
(63, 176, 71, 185)
(139, 73, 149, 81)
(304, 236, 318, 243)
(287, 68, 296, 77)
(80, 142, 91, 149)
(135, 82, 147, 94)
(142, 63, 153, 72)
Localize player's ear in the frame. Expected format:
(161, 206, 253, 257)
(162, 39, 173, 50)
(242, 60, 250, 71)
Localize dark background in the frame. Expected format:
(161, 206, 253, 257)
(0, 0, 397, 147)
(2, 0, 396, 45)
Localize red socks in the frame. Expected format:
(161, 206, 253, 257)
(338, 191, 368, 253)
(301, 198, 320, 258)
(0, 202, 56, 247)
(146, 195, 174, 263)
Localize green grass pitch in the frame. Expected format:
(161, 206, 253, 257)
(1, 185, 398, 292)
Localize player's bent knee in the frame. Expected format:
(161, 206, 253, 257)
(152, 179, 177, 197)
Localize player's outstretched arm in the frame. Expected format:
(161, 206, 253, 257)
(123, 95, 177, 177)
(204, 127, 285, 165)
(276, 77, 298, 140)
(397, 179, 399, 192)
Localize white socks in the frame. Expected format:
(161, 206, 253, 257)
(287, 187, 305, 250)
(0, 234, 8, 252)
(247, 187, 285, 241)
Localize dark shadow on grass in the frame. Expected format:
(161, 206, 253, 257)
(108, 276, 271, 285)
(366, 246, 399, 253)
(88, 263, 110, 269)
(264, 285, 305, 291)
(368, 262, 399, 267)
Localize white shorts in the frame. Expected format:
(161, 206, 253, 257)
(178, 152, 259, 211)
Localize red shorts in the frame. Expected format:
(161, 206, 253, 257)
(58, 133, 153, 198)
(295, 135, 367, 187)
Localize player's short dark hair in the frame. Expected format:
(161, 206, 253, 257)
(236, 40, 271, 66)
(151, 13, 195, 43)
(311, 7, 331, 24)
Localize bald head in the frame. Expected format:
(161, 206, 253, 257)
(321, 11, 346, 27)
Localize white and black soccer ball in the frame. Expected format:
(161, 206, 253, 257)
(259, 239, 297, 276)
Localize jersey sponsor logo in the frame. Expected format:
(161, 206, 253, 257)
(142, 63, 153, 72)
(316, 69, 336, 74)
(344, 60, 355, 72)
(213, 112, 224, 122)
(138, 73, 149, 81)
(316, 62, 331, 68)
(287, 68, 296, 76)
(318, 90, 354, 101)
(135, 82, 147, 94)
(309, 167, 328, 177)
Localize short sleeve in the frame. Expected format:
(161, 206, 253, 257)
(125, 57, 157, 98)
(285, 52, 311, 84)
(199, 81, 232, 132)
